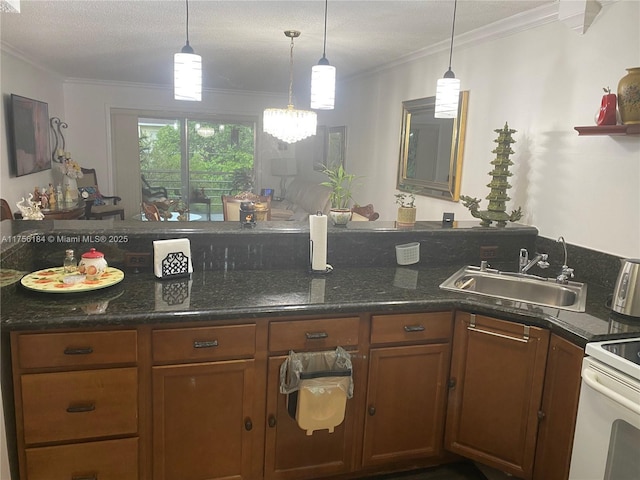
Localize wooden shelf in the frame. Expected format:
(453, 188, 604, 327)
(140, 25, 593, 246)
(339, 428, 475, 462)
(574, 124, 640, 136)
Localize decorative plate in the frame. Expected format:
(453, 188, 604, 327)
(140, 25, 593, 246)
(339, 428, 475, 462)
(20, 266, 124, 293)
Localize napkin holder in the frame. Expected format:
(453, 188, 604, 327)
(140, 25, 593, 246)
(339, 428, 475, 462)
(153, 239, 193, 279)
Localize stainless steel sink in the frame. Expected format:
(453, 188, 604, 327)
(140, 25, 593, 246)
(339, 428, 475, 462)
(440, 266, 587, 312)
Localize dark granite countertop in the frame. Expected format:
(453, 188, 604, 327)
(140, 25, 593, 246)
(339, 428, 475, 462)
(2, 263, 639, 347)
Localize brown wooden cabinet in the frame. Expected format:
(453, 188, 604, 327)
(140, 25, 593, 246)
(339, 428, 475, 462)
(533, 334, 584, 480)
(264, 316, 362, 480)
(362, 312, 452, 466)
(445, 312, 550, 479)
(151, 324, 261, 480)
(10, 329, 139, 480)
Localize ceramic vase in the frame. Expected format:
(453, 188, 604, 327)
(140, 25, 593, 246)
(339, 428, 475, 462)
(328, 209, 352, 226)
(617, 67, 640, 125)
(397, 207, 416, 227)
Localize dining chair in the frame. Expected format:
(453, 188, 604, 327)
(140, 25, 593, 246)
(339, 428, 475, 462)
(141, 201, 162, 221)
(221, 194, 271, 221)
(78, 168, 124, 220)
(1, 198, 13, 220)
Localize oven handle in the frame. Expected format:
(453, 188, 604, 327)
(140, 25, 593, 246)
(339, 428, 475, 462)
(583, 367, 640, 415)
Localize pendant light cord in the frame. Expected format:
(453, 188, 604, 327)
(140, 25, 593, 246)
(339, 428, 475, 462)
(185, 0, 191, 47)
(322, 0, 328, 58)
(447, 0, 457, 70)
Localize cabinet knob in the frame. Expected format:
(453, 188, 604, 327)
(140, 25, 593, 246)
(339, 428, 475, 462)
(368, 405, 376, 416)
(537, 410, 546, 421)
(448, 378, 457, 389)
(268, 414, 277, 428)
(245, 417, 253, 431)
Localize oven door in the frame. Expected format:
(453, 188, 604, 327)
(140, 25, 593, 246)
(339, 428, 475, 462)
(569, 357, 640, 480)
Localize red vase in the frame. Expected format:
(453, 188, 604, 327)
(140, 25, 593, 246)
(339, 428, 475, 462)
(596, 91, 617, 126)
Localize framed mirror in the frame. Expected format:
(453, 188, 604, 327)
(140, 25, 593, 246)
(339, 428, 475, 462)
(397, 91, 468, 201)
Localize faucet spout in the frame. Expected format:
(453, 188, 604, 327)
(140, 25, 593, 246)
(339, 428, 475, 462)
(519, 248, 549, 274)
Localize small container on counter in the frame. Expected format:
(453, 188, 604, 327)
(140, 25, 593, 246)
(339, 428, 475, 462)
(240, 201, 256, 228)
(63, 249, 77, 273)
(78, 248, 108, 281)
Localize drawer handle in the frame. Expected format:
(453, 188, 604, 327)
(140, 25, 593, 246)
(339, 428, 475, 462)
(66, 403, 96, 413)
(72, 476, 97, 480)
(64, 347, 94, 355)
(193, 340, 219, 349)
(403, 324, 425, 333)
(305, 332, 328, 340)
(368, 405, 376, 416)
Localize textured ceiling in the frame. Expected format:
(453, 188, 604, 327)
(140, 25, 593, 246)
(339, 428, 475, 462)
(1, 0, 555, 96)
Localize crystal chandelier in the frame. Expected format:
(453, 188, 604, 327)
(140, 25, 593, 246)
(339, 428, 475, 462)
(174, 0, 202, 101)
(310, 0, 336, 110)
(0, 0, 20, 13)
(264, 31, 317, 144)
(435, 0, 461, 118)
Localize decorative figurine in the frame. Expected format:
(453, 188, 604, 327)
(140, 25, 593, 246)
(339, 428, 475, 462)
(16, 194, 44, 220)
(460, 123, 523, 227)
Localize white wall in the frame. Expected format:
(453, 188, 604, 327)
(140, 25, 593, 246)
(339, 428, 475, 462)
(338, 0, 640, 258)
(0, 50, 65, 208)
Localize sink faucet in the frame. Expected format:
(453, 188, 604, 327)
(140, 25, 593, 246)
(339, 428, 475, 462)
(519, 248, 549, 274)
(556, 236, 574, 284)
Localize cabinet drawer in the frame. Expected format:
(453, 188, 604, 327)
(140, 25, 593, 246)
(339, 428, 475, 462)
(269, 317, 360, 352)
(371, 312, 453, 345)
(26, 437, 138, 480)
(17, 330, 137, 369)
(153, 324, 256, 363)
(21, 367, 138, 445)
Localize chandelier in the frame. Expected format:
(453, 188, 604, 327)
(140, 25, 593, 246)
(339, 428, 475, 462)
(263, 31, 317, 144)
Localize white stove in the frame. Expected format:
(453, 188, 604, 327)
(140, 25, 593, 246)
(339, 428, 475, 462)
(569, 337, 640, 480)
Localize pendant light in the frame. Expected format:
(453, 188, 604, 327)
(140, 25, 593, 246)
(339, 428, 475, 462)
(435, 0, 460, 118)
(174, 0, 202, 101)
(310, 0, 336, 110)
(263, 31, 317, 144)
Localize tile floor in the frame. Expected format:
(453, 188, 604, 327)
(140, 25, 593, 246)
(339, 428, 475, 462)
(363, 462, 513, 480)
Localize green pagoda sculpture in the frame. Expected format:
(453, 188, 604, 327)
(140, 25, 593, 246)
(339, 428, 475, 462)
(460, 123, 523, 227)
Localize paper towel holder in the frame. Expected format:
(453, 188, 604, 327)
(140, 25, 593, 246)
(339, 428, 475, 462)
(309, 238, 333, 274)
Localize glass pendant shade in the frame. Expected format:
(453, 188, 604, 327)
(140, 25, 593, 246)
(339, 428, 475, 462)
(174, 49, 202, 101)
(435, 73, 460, 118)
(311, 60, 336, 110)
(263, 105, 317, 144)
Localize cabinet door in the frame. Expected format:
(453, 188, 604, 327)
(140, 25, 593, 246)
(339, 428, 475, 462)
(533, 334, 584, 480)
(152, 359, 258, 480)
(445, 313, 549, 479)
(363, 343, 450, 466)
(264, 354, 361, 480)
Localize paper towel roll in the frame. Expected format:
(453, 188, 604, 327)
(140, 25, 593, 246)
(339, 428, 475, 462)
(309, 213, 328, 272)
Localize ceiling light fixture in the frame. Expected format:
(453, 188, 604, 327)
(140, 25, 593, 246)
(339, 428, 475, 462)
(435, 0, 461, 118)
(0, 0, 20, 13)
(310, 0, 336, 110)
(174, 0, 202, 101)
(263, 31, 317, 144)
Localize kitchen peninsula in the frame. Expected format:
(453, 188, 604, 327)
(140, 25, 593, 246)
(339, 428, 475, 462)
(1, 219, 638, 480)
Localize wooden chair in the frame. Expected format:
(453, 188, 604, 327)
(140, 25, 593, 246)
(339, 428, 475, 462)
(141, 201, 162, 221)
(78, 168, 124, 220)
(1, 198, 13, 221)
(222, 194, 271, 221)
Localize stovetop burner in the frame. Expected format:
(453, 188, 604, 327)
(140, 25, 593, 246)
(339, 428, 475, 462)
(586, 337, 640, 381)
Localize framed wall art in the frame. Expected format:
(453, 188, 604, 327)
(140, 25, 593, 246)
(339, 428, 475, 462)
(9, 94, 51, 177)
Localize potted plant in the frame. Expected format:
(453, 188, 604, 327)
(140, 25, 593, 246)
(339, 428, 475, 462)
(395, 189, 416, 226)
(321, 164, 358, 225)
